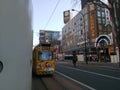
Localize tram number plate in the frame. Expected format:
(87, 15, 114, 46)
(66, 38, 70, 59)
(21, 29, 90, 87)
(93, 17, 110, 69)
(46, 68, 54, 71)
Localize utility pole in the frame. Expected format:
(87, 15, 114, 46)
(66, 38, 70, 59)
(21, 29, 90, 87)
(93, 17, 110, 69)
(71, 9, 88, 64)
(108, 0, 120, 67)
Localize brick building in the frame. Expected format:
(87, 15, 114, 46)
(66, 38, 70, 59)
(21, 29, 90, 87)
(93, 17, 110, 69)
(62, 2, 116, 62)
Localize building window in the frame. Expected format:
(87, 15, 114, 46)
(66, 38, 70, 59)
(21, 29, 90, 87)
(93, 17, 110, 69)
(85, 15, 88, 20)
(85, 20, 88, 26)
(103, 32, 107, 34)
(98, 18, 101, 23)
(98, 24, 102, 30)
(80, 23, 83, 26)
(102, 7, 105, 11)
(107, 17, 109, 20)
(74, 22, 76, 25)
(102, 12, 105, 17)
(80, 17, 83, 21)
(99, 32, 103, 35)
(97, 11, 101, 17)
(68, 27, 70, 30)
(102, 18, 105, 24)
(78, 25, 80, 31)
(73, 29, 75, 32)
(97, 5, 100, 10)
(106, 10, 109, 14)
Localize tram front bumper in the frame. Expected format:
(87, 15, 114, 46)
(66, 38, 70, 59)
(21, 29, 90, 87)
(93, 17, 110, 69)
(36, 68, 55, 75)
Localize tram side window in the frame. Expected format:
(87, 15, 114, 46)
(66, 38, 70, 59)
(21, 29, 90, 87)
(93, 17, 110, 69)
(38, 51, 42, 60)
(33, 51, 36, 60)
(38, 51, 52, 60)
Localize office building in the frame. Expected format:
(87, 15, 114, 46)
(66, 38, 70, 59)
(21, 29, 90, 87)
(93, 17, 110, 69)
(62, 2, 115, 62)
(81, 0, 100, 9)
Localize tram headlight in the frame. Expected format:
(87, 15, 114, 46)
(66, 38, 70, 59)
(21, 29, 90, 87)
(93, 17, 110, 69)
(46, 62, 52, 67)
(36, 63, 44, 69)
(36, 66, 40, 69)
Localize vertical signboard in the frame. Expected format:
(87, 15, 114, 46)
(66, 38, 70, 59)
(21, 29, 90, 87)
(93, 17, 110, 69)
(63, 10, 70, 24)
(89, 12, 96, 39)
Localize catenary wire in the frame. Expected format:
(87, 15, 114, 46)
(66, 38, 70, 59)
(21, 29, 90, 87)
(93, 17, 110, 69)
(44, 0, 61, 29)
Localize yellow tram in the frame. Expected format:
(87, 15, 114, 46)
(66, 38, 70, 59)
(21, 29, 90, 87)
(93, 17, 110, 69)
(32, 42, 56, 75)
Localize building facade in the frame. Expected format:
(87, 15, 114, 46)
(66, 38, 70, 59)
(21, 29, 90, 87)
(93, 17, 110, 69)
(62, 2, 115, 62)
(39, 30, 61, 57)
(81, 0, 100, 9)
(39, 30, 60, 43)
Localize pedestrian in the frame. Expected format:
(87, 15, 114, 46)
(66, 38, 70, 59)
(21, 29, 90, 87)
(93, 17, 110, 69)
(72, 55, 78, 67)
(86, 56, 88, 64)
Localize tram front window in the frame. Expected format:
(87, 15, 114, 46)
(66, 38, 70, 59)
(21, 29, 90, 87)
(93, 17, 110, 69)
(38, 51, 52, 60)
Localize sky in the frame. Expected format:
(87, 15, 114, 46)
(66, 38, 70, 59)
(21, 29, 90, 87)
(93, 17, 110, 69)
(32, 0, 108, 46)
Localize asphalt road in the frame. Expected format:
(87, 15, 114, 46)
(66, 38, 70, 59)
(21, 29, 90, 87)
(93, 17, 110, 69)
(56, 61, 120, 90)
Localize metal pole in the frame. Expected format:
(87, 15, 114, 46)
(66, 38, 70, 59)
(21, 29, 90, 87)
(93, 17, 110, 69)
(79, 12, 87, 64)
(71, 9, 87, 64)
(116, 0, 120, 67)
(83, 16, 87, 64)
(78, 12, 87, 64)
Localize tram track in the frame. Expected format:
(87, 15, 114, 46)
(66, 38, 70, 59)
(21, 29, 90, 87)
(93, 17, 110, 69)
(32, 72, 86, 90)
(41, 75, 66, 90)
(32, 74, 47, 90)
(32, 74, 66, 90)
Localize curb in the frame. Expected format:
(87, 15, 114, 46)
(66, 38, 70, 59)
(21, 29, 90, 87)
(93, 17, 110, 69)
(58, 60, 120, 70)
(77, 62, 120, 70)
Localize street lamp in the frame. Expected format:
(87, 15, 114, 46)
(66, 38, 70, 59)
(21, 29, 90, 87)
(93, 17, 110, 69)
(71, 9, 79, 12)
(71, 9, 88, 64)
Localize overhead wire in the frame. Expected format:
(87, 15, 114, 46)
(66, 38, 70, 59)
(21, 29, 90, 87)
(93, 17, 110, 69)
(44, 0, 61, 29)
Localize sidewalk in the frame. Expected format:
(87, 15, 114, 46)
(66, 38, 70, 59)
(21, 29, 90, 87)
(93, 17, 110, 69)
(61, 60, 120, 70)
(78, 61, 120, 70)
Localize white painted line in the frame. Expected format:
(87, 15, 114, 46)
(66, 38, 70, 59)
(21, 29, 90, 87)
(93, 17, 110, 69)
(56, 71, 96, 90)
(61, 65, 120, 80)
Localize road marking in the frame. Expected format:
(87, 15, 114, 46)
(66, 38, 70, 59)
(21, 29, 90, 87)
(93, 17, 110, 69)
(56, 71, 96, 90)
(60, 65, 120, 80)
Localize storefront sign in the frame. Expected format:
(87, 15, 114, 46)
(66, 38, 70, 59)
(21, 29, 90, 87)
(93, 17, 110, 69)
(89, 12, 95, 38)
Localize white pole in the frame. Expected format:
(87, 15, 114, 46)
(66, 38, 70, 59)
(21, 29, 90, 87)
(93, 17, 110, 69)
(0, 0, 33, 90)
